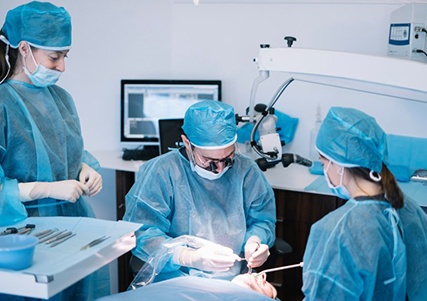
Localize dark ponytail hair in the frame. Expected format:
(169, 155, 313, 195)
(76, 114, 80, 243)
(0, 31, 19, 83)
(348, 164, 404, 209)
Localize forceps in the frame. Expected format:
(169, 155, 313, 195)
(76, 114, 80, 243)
(234, 256, 253, 274)
(80, 235, 111, 251)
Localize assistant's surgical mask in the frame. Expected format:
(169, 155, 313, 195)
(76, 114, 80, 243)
(22, 44, 62, 87)
(324, 160, 352, 200)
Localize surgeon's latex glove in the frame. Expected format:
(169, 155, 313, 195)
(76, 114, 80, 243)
(79, 163, 102, 196)
(26, 181, 90, 203)
(173, 244, 237, 272)
(245, 235, 270, 268)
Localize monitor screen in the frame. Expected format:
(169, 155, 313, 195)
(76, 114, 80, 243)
(158, 118, 184, 155)
(121, 79, 222, 145)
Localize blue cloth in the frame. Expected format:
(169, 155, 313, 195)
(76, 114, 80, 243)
(96, 276, 274, 301)
(237, 109, 298, 146)
(182, 100, 237, 149)
(302, 198, 407, 301)
(123, 149, 276, 281)
(0, 80, 109, 300)
(2, 1, 72, 50)
(387, 134, 427, 182)
(316, 107, 387, 173)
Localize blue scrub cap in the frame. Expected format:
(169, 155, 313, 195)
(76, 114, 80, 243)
(316, 107, 388, 173)
(1, 1, 71, 50)
(182, 100, 238, 149)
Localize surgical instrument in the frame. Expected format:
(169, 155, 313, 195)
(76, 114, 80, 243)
(45, 231, 73, 244)
(38, 229, 68, 244)
(33, 228, 58, 239)
(258, 262, 303, 275)
(80, 235, 110, 251)
(0, 224, 35, 235)
(49, 233, 76, 247)
(233, 256, 254, 274)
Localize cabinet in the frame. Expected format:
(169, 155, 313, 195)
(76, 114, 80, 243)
(266, 189, 345, 301)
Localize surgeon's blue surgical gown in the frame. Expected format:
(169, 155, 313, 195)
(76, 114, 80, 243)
(303, 196, 427, 301)
(123, 148, 276, 281)
(0, 80, 109, 300)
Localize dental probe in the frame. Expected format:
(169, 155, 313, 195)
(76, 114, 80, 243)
(259, 262, 304, 274)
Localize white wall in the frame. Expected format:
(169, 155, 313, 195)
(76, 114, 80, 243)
(2, 0, 427, 293)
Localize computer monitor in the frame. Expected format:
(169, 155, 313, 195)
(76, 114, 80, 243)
(158, 118, 184, 155)
(120, 79, 222, 147)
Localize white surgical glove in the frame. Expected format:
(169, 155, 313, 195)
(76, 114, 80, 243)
(173, 244, 237, 272)
(19, 181, 89, 203)
(245, 235, 270, 268)
(79, 163, 102, 196)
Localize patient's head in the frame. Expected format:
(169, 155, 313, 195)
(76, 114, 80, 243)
(231, 272, 277, 299)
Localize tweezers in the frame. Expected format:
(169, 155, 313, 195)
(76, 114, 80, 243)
(38, 229, 68, 244)
(49, 233, 77, 247)
(80, 235, 111, 251)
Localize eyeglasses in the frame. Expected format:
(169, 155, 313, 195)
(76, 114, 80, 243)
(191, 144, 240, 172)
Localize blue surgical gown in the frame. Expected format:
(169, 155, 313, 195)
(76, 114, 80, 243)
(398, 197, 427, 301)
(302, 198, 407, 301)
(0, 80, 109, 300)
(123, 149, 276, 281)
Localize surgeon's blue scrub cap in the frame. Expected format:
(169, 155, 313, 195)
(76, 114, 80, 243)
(1, 1, 71, 50)
(182, 100, 238, 149)
(316, 107, 388, 174)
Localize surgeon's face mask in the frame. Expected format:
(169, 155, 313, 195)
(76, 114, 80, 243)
(22, 45, 62, 87)
(324, 160, 352, 200)
(189, 145, 237, 181)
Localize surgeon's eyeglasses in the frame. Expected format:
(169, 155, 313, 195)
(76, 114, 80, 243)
(191, 144, 240, 172)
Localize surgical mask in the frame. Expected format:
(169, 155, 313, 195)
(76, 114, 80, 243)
(324, 160, 352, 200)
(23, 45, 62, 87)
(189, 146, 232, 180)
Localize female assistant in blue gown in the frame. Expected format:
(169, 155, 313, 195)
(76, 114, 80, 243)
(302, 107, 427, 301)
(0, 2, 109, 300)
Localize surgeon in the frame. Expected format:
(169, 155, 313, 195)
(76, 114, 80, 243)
(302, 107, 427, 300)
(0, 1, 109, 300)
(123, 100, 276, 281)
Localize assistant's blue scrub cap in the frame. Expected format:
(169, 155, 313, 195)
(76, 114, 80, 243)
(316, 107, 388, 173)
(182, 100, 238, 149)
(1, 1, 71, 50)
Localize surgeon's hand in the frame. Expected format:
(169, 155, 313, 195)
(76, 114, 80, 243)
(173, 244, 237, 272)
(28, 181, 90, 203)
(79, 163, 102, 196)
(245, 236, 270, 268)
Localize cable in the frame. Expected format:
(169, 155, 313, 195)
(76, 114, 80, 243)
(249, 77, 295, 161)
(414, 48, 427, 57)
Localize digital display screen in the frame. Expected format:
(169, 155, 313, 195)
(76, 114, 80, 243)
(120, 79, 221, 144)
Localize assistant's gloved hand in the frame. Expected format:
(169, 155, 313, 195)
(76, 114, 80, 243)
(19, 181, 90, 203)
(173, 244, 237, 272)
(79, 163, 102, 196)
(245, 235, 270, 268)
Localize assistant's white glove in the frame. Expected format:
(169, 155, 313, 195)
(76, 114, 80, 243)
(173, 244, 237, 272)
(79, 163, 102, 196)
(244, 235, 270, 268)
(19, 181, 89, 203)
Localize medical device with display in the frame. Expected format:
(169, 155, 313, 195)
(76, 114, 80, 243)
(387, 3, 427, 63)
